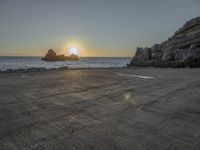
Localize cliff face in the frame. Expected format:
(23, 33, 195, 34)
(130, 17, 200, 67)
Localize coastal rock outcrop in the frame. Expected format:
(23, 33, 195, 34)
(42, 49, 78, 61)
(129, 17, 200, 67)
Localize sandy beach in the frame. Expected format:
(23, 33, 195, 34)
(0, 67, 200, 150)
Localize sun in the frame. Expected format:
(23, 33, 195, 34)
(67, 47, 79, 56)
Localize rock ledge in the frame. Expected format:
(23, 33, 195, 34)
(129, 17, 200, 67)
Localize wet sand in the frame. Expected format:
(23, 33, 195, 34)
(0, 67, 200, 150)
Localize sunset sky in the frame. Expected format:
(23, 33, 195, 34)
(0, 0, 199, 57)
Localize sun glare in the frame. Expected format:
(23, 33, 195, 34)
(67, 47, 79, 56)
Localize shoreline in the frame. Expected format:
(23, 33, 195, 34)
(0, 66, 130, 73)
(1, 65, 200, 73)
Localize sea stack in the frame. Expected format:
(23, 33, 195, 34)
(42, 49, 78, 61)
(129, 17, 200, 67)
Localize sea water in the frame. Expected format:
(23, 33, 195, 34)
(0, 57, 131, 71)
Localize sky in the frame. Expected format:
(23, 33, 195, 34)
(0, 0, 199, 57)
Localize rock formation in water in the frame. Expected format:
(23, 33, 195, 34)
(129, 17, 200, 67)
(42, 49, 78, 61)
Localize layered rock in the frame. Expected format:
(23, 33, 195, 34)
(129, 17, 200, 67)
(42, 49, 78, 61)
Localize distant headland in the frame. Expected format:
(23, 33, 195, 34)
(42, 49, 78, 61)
(129, 16, 200, 67)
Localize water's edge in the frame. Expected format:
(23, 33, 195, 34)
(0, 57, 131, 72)
(0, 66, 131, 73)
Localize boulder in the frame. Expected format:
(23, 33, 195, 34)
(46, 49, 56, 58)
(69, 54, 78, 61)
(42, 49, 79, 61)
(129, 17, 200, 67)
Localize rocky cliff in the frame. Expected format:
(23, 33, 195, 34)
(129, 17, 200, 67)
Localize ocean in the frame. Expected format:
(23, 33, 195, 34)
(0, 57, 131, 71)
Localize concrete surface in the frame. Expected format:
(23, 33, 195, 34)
(0, 67, 200, 150)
